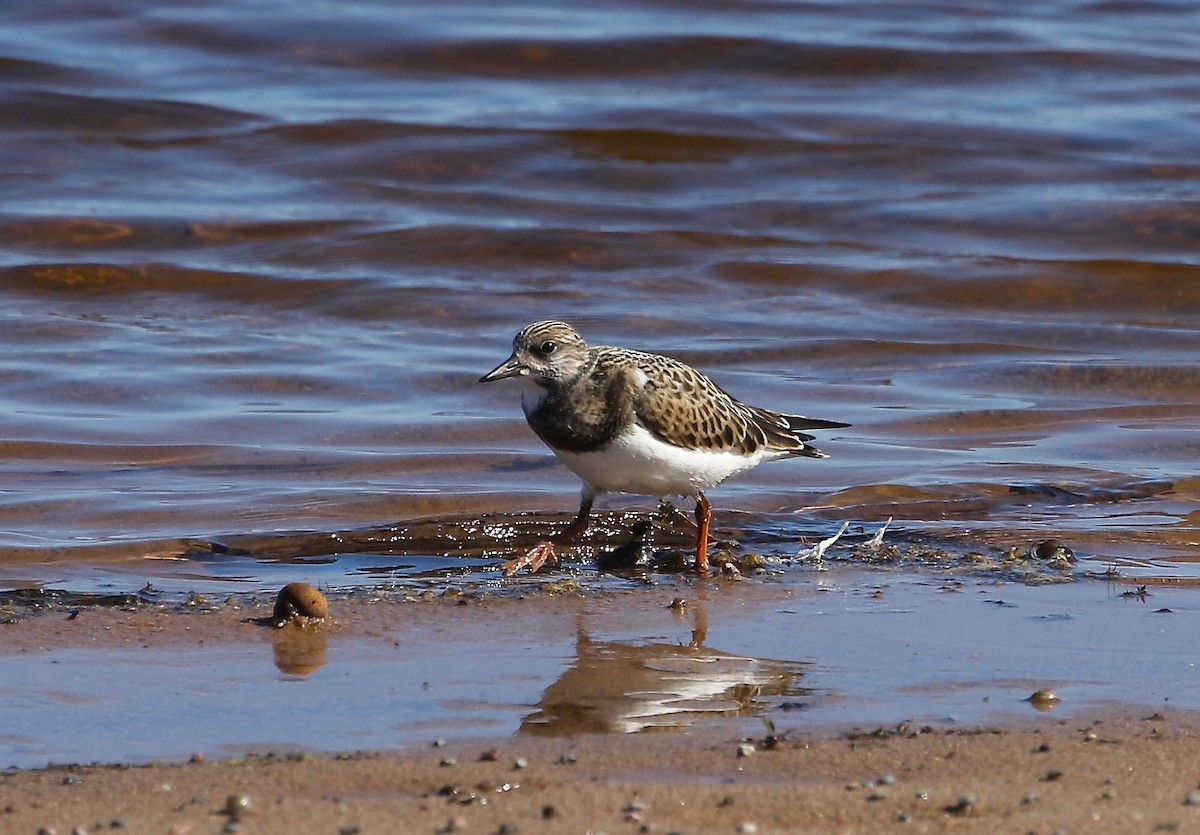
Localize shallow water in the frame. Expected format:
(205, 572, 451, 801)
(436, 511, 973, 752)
(1, 0, 1199, 766)
(3, 576, 1196, 770)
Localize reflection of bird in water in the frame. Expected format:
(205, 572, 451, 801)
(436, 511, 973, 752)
(519, 600, 810, 736)
(481, 320, 848, 575)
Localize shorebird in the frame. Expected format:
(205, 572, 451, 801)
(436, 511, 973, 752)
(481, 320, 848, 575)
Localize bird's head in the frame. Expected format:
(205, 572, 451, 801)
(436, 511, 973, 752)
(479, 320, 591, 388)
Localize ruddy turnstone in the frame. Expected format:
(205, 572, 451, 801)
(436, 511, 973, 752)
(480, 320, 848, 575)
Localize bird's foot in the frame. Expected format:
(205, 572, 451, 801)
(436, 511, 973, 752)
(501, 540, 559, 576)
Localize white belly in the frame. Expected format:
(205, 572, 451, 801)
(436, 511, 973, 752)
(551, 422, 782, 497)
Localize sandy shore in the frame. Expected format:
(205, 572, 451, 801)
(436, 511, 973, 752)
(4, 707, 1200, 834)
(2, 591, 1199, 834)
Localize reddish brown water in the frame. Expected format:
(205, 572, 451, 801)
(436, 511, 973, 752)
(1, 0, 1199, 768)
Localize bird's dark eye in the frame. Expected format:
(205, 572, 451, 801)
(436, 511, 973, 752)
(538, 340, 557, 355)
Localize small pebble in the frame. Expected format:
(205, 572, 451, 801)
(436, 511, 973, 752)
(736, 822, 758, 834)
(223, 794, 252, 821)
(736, 743, 756, 758)
(558, 752, 576, 764)
(513, 757, 528, 770)
(1027, 689, 1060, 710)
(897, 812, 912, 823)
(339, 827, 362, 835)
(1022, 793, 1039, 805)
(440, 757, 458, 767)
(436, 817, 466, 834)
(877, 773, 897, 785)
(1033, 538, 1075, 563)
(1043, 769, 1065, 782)
(914, 789, 929, 801)
(945, 794, 977, 816)
(1184, 791, 1200, 806)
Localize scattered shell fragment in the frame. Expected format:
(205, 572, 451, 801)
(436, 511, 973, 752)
(797, 520, 850, 563)
(272, 582, 328, 626)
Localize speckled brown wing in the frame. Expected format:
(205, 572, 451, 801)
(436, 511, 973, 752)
(594, 347, 837, 457)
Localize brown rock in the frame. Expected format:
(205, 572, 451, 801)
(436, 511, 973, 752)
(272, 582, 329, 626)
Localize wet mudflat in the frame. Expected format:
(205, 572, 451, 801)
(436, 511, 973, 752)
(2, 570, 1195, 771)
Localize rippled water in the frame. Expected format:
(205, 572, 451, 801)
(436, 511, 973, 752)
(2, 0, 1199, 593)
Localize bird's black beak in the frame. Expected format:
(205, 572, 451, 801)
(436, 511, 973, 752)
(479, 354, 524, 383)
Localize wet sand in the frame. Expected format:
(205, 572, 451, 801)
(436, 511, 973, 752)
(6, 710, 1200, 834)
(5, 592, 1200, 834)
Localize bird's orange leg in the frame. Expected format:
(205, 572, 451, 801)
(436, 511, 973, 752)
(502, 489, 595, 576)
(694, 493, 712, 575)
